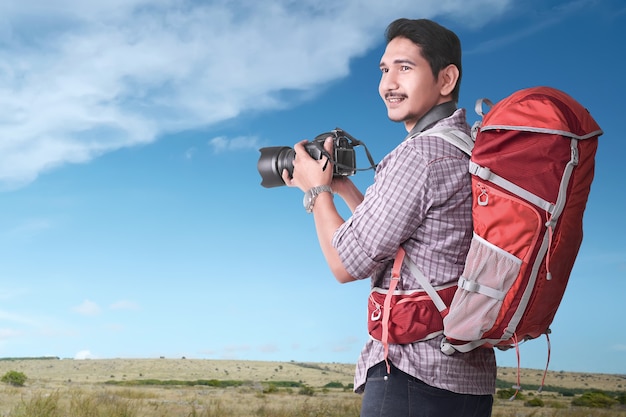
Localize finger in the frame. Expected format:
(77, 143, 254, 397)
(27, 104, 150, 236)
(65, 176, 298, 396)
(281, 169, 293, 187)
(324, 137, 334, 153)
(293, 140, 308, 155)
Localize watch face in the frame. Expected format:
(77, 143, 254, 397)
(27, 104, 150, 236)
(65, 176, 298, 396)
(303, 191, 312, 210)
(304, 186, 331, 212)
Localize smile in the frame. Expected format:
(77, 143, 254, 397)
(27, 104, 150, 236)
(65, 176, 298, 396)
(386, 95, 406, 105)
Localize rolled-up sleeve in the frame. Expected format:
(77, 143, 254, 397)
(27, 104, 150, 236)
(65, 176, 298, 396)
(332, 216, 375, 279)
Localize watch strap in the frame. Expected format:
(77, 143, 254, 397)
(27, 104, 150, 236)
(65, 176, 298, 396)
(304, 185, 333, 213)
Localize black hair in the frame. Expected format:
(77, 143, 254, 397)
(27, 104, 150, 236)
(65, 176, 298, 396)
(385, 18, 462, 102)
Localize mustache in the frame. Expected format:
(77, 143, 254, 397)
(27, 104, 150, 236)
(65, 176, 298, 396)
(385, 92, 407, 99)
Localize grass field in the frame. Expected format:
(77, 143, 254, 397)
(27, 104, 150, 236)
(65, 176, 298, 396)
(1, 357, 624, 416)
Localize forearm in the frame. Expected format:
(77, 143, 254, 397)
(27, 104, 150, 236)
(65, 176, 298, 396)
(332, 177, 364, 213)
(339, 188, 363, 213)
(311, 192, 356, 283)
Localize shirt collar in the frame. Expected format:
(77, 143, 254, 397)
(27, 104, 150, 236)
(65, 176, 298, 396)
(405, 101, 458, 141)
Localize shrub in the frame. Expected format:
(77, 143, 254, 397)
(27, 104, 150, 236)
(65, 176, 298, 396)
(524, 397, 544, 407)
(545, 400, 568, 409)
(571, 391, 618, 408)
(263, 383, 278, 394)
(2, 370, 27, 387)
(495, 388, 525, 400)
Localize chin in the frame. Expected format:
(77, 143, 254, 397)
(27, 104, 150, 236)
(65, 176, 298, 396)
(386, 111, 405, 123)
(388, 113, 416, 129)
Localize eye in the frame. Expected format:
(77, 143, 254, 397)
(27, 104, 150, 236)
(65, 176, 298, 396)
(400, 65, 411, 71)
(380, 67, 389, 73)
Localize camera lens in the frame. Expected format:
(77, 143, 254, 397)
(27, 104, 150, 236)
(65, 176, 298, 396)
(257, 146, 295, 188)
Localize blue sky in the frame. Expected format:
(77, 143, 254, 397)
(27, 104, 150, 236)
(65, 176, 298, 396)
(1, 0, 624, 376)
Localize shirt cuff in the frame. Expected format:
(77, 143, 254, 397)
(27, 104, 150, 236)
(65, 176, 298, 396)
(332, 218, 378, 279)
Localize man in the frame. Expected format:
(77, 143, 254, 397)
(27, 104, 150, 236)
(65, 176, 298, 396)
(284, 18, 496, 416)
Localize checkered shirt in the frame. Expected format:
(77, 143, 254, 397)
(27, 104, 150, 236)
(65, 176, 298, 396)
(332, 108, 496, 395)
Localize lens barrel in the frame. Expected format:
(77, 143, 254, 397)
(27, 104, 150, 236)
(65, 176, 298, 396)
(257, 146, 295, 188)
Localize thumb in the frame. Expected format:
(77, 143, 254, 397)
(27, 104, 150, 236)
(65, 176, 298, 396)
(324, 136, 334, 154)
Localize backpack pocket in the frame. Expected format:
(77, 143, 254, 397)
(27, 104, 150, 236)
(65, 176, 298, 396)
(368, 285, 456, 344)
(443, 182, 543, 343)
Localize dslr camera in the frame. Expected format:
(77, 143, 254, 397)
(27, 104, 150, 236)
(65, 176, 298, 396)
(257, 128, 374, 188)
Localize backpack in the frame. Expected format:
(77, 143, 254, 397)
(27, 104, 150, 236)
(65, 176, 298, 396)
(368, 86, 602, 385)
(440, 86, 602, 357)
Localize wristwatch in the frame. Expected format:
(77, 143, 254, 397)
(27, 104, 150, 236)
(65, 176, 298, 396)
(303, 185, 333, 213)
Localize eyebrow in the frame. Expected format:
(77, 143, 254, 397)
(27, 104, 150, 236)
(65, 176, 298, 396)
(379, 58, 416, 68)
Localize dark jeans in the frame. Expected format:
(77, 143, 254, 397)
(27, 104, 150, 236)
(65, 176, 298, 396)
(360, 361, 493, 417)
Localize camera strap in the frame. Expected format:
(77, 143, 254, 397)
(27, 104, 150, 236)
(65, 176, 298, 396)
(405, 101, 458, 140)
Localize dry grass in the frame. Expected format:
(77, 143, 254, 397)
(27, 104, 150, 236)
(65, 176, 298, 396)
(0, 358, 355, 386)
(0, 358, 624, 417)
(0, 358, 358, 417)
(497, 366, 626, 392)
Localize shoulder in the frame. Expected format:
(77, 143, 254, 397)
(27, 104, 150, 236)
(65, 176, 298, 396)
(377, 108, 470, 175)
(405, 108, 471, 159)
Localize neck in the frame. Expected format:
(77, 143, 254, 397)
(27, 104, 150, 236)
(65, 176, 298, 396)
(406, 101, 457, 138)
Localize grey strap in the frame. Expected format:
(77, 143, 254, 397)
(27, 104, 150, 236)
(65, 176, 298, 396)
(403, 256, 448, 313)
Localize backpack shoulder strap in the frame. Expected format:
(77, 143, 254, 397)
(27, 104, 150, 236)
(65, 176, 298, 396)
(422, 128, 474, 156)
(401, 253, 449, 315)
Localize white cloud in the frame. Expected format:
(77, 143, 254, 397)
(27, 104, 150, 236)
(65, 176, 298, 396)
(0, 0, 512, 189)
(74, 349, 96, 360)
(72, 299, 102, 316)
(209, 135, 261, 153)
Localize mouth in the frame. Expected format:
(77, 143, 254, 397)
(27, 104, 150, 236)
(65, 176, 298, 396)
(385, 93, 406, 105)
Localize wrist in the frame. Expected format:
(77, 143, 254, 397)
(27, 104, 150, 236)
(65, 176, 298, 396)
(303, 185, 333, 213)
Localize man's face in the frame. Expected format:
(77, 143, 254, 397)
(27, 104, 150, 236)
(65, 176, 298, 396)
(379, 36, 446, 132)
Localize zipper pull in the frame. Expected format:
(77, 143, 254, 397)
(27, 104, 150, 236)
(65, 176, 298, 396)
(477, 183, 489, 206)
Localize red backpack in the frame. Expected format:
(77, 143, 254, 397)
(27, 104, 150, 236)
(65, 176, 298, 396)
(367, 86, 602, 384)
(441, 86, 602, 356)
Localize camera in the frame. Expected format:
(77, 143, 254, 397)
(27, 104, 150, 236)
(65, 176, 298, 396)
(257, 128, 363, 188)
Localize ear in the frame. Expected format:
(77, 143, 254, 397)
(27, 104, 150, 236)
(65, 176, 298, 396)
(439, 64, 460, 98)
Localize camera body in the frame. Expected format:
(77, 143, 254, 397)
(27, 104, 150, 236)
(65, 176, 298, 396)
(257, 129, 357, 188)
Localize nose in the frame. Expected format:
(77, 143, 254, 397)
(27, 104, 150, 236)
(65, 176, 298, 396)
(379, 70, 398, 96)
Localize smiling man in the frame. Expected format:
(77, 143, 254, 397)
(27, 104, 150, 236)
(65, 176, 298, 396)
(285, 18, 496, 417)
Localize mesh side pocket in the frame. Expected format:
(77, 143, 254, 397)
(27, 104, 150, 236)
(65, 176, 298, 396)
(443, 235, 522, 341)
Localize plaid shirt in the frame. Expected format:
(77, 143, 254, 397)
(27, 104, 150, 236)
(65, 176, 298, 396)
(332, 109, 496, 395)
